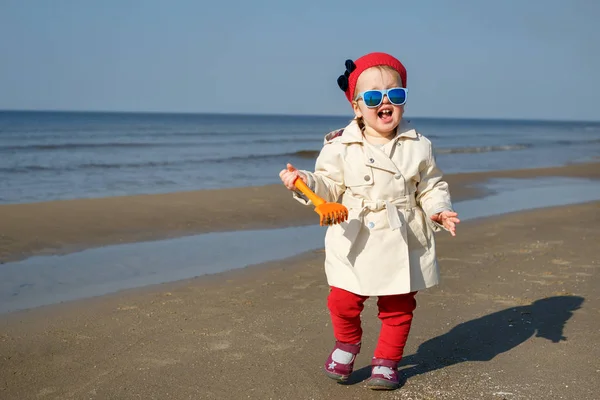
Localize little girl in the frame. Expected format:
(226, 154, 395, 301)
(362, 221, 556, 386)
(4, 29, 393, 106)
(279, 52, 460, 390)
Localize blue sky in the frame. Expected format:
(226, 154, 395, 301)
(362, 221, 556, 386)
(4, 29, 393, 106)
(1, 0, 599, 121)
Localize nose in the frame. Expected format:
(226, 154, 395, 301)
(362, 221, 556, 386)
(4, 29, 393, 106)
(381, 94, 391, 104)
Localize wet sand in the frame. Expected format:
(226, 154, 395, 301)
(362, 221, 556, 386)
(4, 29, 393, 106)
(1, 201, 598, 399)
(1, 162, 599, 263)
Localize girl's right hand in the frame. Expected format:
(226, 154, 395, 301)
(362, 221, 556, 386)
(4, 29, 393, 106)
(279, 163, 308, 191)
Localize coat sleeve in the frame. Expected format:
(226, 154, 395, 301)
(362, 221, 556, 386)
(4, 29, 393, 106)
(293, 142, 346, 205)
(415, 141, 453, 231)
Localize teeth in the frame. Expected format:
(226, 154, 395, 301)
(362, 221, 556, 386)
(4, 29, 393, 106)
(381, 110, 392, 115)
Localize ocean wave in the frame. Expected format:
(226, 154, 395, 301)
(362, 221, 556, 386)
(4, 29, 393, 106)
(3, 136, 598, 154)
(554, 138, 600, 146)
(2, 137, 599, 174)
(0, 137, 321, 152)
(0, 165, 57, 173)
(206, 150, 319, 163)
(250, 138, 319, 144)
(0, 163, 169, 174)
(435, 138, 600, 155)
(0, 150, 320, 174)
(435, 144, 533, 154)
(286, 150, 320, 158)
(0, 142, 193, 151)
(0, 143, 187, 151)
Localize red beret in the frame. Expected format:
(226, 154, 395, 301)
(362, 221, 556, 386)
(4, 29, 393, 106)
(339, 52, 407, 103)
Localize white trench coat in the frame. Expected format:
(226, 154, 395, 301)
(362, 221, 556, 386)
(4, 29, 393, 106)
(294, 120, 453, 296)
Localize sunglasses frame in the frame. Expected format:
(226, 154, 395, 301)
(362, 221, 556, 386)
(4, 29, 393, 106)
(354, 87, 408, 108)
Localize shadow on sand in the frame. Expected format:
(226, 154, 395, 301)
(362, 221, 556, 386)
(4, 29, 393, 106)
(345, 295, 584, 385)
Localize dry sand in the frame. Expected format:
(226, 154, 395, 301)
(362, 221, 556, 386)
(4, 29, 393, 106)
(1, 162, 599, 264)
(0, 173, 599, 398)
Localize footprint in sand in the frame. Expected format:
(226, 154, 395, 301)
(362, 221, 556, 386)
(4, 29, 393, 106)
(254, 333, 293, 352)
(526, 280, 555, 286)
(254, 333, 276, 343)
(116, 305, 139, 311)
(208, 340, 231, 351)
(278, 293, 296, 300)
(36, 387, 57, 397)
(225, 352, 244, 361)
(293, 280, 316, 290)
(264, 343, 293, 352)
(206, 329, 232, 337)
(140, 357, 180, 367)
(579, 264, 599, 269)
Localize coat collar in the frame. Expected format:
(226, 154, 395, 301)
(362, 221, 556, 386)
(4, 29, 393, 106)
(341, 120, 418, 174)
(369, 121, 418, 173)
(395, 119, 418, 140)
(339, 120, 364, 144)
(336, 119, 418, 144)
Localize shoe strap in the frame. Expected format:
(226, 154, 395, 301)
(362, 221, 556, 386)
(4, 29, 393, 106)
(335, 341, 361, 354)
(371, 358, 398, 369)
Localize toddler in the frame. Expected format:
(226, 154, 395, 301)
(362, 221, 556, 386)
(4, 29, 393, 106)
(279, 52, 460, 390)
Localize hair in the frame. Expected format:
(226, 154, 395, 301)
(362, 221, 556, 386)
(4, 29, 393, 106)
(351, 65, 403, 132)
(353, 116, 366, 131)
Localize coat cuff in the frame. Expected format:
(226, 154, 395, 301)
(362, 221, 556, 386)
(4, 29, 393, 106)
(424, 204, 454, 232)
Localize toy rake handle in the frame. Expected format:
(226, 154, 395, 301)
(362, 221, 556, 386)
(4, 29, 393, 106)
(294, 177, 325, 207)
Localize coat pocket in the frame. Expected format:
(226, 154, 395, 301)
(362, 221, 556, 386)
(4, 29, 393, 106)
(406, 208, 430, 250)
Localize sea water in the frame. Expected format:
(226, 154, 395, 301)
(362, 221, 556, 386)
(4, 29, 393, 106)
(1, 176, 599, 314)
(1, 111, 599, 204)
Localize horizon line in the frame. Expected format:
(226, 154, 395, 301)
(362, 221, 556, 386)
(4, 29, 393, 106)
(0, 108, 598, 124)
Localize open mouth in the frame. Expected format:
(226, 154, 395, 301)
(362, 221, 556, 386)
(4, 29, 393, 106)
(377, 109, 393, 121)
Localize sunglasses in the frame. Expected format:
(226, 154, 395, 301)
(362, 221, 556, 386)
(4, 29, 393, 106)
(354, 87, 408, 108)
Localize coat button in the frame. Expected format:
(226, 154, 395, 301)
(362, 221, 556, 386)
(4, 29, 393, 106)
(368, 222, 375, 229)
(364, 175, 371, 181)
(394, 174, 402, 180)
(369, 158, 375, 163)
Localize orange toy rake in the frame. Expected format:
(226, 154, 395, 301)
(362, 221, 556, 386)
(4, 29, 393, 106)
(294, 178, 348, 226)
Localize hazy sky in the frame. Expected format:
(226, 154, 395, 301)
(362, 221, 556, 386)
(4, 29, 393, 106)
(1, 0, 599, 120)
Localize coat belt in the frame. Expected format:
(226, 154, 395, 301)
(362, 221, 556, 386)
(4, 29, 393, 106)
(340, 194, 417, 256)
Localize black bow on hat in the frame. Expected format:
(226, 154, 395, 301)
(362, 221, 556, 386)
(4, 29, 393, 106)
(337, 59, 356, 91)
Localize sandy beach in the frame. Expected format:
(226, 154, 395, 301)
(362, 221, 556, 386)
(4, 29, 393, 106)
(1, 2, 599, 398)
(1, 162, 599, 264)
(0, 198, 598, 399)
(0, 162, 598, 399)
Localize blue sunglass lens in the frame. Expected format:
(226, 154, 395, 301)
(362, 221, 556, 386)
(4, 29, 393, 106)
(388, 88, 406, 105)
(363, 91, 383, 107)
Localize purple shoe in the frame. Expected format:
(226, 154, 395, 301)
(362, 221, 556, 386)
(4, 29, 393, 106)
(323, 341, 361, 382)
(366, 358, 400, 390)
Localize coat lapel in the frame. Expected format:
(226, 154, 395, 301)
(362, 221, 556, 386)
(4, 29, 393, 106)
(363, 143, 400, 174)
(339, 121, 363, 144)
(337, 120, 418, 174)
(396, 120, 418, 140)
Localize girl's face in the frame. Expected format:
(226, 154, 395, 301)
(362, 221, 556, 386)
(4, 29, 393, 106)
(352, 67, 404, 137)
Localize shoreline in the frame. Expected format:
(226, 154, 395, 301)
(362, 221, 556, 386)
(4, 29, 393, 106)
(1, 201, 598, 399)
(1, 162, 599, 264)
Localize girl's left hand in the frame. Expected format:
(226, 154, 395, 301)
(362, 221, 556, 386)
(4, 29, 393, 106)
(431, 210, 460, 236)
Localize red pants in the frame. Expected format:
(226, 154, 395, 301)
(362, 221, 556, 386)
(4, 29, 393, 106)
(327, 286, 417, 362)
